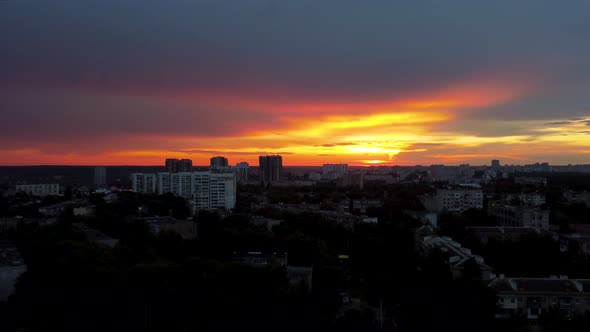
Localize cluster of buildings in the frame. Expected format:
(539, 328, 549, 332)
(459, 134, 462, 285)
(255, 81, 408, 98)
(130, 155, 286, 211)
(490, 275, 590, 320)
(416, 225, 590, 321)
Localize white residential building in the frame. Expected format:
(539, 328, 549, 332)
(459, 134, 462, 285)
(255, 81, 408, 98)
(192, 172, 236, 211)
(209, 172, 236, 210)
(131, 173, 157, 193)
(157, 172, 172, 194)
(171, 172, 193, 198)
(437, 188, 483, 213)
(134, 171, 236, 211)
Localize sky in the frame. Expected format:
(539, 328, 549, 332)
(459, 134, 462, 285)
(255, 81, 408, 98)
(1, 1, 590, 166)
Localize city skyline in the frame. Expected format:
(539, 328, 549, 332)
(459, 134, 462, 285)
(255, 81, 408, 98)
(2, 2, 590, 166)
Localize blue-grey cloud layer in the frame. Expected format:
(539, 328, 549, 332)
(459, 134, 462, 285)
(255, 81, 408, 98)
(1, 0, 590, 145)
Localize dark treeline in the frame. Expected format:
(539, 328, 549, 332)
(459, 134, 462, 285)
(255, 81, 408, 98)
(3, 182, 590, 331)
(0, 189, 498, 332)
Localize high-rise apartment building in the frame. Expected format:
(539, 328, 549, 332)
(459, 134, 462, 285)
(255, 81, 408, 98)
(157, 172, 172, 194)
(137, 170, 236, 211)
(171, 172, 193, 198)
(94, 166, 107, 188)
(236, 162, 249, 182)
(178, 159, 193, 172)
(322, 164, 348, 179)
(322, 164, 348, 174)
(165, 158, 193, 173)
(131, 173, 157, 193)
(491, 160, 501, 169)
(192, 172, 236, 211)
(210, 156, 229, 169)
(259, 155, 282, 184)
(165, 158, 179, 173)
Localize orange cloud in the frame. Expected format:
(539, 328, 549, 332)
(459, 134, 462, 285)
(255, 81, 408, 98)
(9, 73, 584, 167)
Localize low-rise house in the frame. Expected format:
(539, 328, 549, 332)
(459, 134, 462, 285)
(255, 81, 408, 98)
(563, 190, 590, 207)
(0, 245, 27, 301)
(232, 251, 311, 293)
(424, 186, 484, 214)
(466, 226, 554, 244)
(404, 210, 438, 227)
(489, 275, 590, 320)
(361, 217, 378, 224)
(287, 266, 313, 293)
(232, 251, 287, 267)
(250, 216, 283, 232)
(0, 218, 20, 232)
(73, 206, 95, 216)
(559, 233, 590, 256)
(38, 199, 88, 217)
(418, 232, 492, 280)
(15, 183, 59, 196)
(488, 202, 549, 229)
(39, 201, 73, 216)
(140, 216, 197, 240)
(515, 177, 547, 187)
(338, 198, 382, 215)
(74, 223, 119, 248)
(517, 192, 546, 207)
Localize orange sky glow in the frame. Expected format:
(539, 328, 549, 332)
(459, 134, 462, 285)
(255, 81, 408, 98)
(3, 75, 589, 167)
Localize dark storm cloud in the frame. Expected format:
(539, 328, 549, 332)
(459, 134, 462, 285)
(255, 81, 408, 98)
(0, 90, 270, 142)
(1, 0, 590, 148)
(2, 1, 590, 99)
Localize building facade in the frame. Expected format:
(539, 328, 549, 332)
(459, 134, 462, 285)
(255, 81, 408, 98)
(134, 171, 236, 211)
(131, 173, 157, 193)
(436, 188, 484, 213)
(165, 158, 193, 173)
(210, 156, 229, 169)
(94, 166, 107, 188)
(489, 276, 590, 320)
(178, 159, 193, 172)
(15, 184, 59, 197)
(236, 162, 249, 182)
(259, 155, 282, 184)
(488, 202, 549, 229)
(492, 159, 501, 169)
(165, 158, 179, 173)
(322, 164, 348, 179)
(0, 246, 27, 301)
(171, 172, 193, 198)
(418, 233, 492, 280)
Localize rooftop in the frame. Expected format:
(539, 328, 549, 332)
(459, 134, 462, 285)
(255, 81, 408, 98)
(489, 276, 590, 294)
